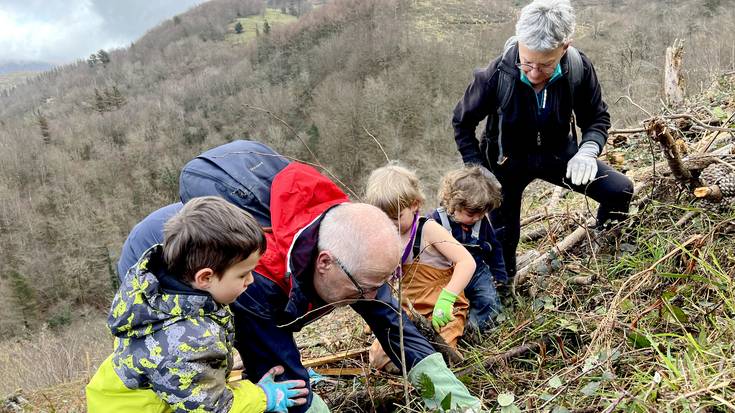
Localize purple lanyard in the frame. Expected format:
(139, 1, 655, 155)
(393, 212, 419, 280)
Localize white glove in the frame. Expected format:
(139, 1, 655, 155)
(565, 142, 600, 186)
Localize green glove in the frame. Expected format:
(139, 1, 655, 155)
(432, 288, 458, 331)
(408, 353, 483, 411)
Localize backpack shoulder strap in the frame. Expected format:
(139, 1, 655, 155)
(496, 40, 518, 114)
(491, 38, 520, 166)
(436, 207, 452, 233)
(471, 219, 481, 240)
(566, 46, 583, 140)
(412, 217, 428, 260)
(566, 46, 583, 91)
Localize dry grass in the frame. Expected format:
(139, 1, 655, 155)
(0, 316, 110, 399)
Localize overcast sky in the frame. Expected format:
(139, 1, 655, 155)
(0, 0, 209, 65)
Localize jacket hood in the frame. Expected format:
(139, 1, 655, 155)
(108, 245, 228, 339)
(255, 162, 349, 293)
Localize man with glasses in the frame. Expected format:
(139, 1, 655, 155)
(228, 166, 483, 412)
(118, 141, 484, 412)
(452, 0, 634, 281)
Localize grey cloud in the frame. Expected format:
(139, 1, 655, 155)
(90, 0, 205, 40)
(0, 0, 207, 65)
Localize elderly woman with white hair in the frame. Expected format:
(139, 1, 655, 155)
(452, 0, 634, 281)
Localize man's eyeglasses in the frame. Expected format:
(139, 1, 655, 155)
(515, 62, 556, 75)
(333, 255, 365, 299)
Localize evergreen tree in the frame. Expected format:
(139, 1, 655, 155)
(94, 88, 106, 113)
(36, 110, 50, 144)
(96, 49, 111, 65)
(703, 0, 721, 15)
(9, 271, 38, 326)
(109, 86, 126, 109)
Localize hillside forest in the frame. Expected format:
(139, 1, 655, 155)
(1, 0, 734, 410)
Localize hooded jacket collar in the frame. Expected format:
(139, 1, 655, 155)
(108, 245, 228, 339)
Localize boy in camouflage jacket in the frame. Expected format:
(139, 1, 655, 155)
(86, 196, 308, 413)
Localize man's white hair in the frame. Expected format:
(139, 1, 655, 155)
(515, 0, 575, 52)
(318, 203, 401, 279)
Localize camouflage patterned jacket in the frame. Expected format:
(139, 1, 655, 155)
(86, 245, 266, 413)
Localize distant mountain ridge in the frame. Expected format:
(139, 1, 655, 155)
(0, 61, 55, 75)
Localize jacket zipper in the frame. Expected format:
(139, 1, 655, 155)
(537, 89, 548, 146)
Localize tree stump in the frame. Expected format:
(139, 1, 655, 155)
(665, 39, 685, 107)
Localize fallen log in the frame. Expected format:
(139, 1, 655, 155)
(520, 226, 550, 243)
(515, 219, 595, 285)
(312, 367, 363, 376)
(631, 153, 734, 183)
(644, 117, 698, 189)
(303, 347, 369, 368)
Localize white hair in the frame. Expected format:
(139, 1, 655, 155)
(318, 203, 401, 279)
(515, 0, 575, 52)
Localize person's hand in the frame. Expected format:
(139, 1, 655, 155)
(257, 366, 309, 412)
(431, 289, 458, 332)
(565, 141, 600, 186)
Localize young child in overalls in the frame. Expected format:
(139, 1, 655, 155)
(364, 163, 476, 370)
(429, 166, 507, 336)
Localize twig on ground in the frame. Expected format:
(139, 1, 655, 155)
(669, 380, 731, 405)
(602, 391, 628, 413)
(454, 339, 549, 377)
(675, 210, 700, 227)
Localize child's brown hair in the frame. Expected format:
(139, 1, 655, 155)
(438, 166, 502, 215)
(365, 163, 425, 219)
(163, 196, 266, 283)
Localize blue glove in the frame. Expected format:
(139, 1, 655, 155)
(307, 368, 325, 385)
(566, 141, 600, 186)
(257, 366, 309, 412)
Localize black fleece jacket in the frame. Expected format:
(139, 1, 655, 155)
(452, 43, 610, 169)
